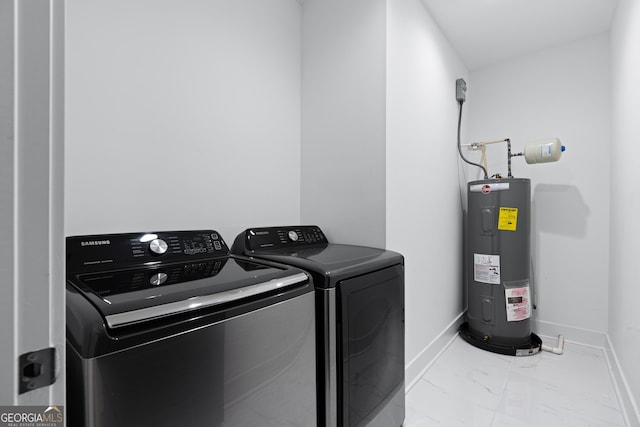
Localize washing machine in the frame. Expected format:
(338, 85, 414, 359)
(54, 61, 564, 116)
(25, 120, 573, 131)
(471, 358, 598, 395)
(231, 225, 405, 427)
(66, 229, 317, 426)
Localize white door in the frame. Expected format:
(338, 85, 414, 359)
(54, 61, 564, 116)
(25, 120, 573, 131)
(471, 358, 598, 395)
(0, 0, 65, 413)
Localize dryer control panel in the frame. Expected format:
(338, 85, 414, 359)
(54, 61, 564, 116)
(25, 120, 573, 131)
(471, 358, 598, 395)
(235, 225, 328, 253)
(67, 230, 229, 273)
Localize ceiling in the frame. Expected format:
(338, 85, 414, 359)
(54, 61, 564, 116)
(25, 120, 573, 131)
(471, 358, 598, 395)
(420, 0, 619, 70)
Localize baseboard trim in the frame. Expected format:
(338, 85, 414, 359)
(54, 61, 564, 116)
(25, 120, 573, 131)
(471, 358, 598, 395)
(405, 312, 464, 393)
(604, 334, 640, 427)
(532, 318, 606, 347)
(534, 319, 640, 425)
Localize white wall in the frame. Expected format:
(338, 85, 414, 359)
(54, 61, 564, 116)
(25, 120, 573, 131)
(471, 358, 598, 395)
(65, 0, 302, 241)
(64, 2, 637, 415)
(300, 0, 387, 247)
(467, 34, 611, 339)
(386, 0, 469, 381)
(610, 0, 640, 419)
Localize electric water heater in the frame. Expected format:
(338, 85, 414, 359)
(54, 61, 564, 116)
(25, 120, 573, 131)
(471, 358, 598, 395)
(459, 177, 542, 356)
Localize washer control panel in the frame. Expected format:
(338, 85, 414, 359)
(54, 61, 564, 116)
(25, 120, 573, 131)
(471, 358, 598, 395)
(236, 225, 328, 253)
(67, 230, 229, 273)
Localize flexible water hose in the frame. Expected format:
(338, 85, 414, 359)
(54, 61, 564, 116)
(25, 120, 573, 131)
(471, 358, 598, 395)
(457, 101, 488, 179)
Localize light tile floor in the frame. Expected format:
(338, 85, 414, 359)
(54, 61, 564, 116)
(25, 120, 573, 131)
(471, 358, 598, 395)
(404, 335, 627, 426)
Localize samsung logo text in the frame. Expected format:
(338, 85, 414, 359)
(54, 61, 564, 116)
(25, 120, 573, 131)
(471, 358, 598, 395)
(81, 240, 111, 247)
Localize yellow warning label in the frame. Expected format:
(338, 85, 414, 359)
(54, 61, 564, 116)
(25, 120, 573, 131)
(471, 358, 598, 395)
(498, 207, 518, 231)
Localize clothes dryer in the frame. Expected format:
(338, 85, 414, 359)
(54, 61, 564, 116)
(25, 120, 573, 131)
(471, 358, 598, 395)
(232, 225, 404, 427)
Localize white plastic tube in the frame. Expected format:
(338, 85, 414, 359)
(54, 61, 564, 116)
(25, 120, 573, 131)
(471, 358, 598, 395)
(541, 335, 565, 355)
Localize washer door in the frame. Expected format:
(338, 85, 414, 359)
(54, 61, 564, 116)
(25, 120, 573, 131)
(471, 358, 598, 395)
(67, 290, 317, 427)
(337, 264, 405, 427)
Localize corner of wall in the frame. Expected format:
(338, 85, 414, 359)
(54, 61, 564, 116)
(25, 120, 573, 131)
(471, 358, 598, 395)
(405, 313, 464, 393)
(605, 334, 640, 427)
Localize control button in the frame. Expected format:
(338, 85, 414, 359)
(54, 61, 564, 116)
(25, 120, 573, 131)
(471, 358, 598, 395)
(149, 272, 168, 286)
(214, 241, 222, 250)
(149, 238, 168, 255)
(288, 231, 299, 242)
(211, 233, 219, 240)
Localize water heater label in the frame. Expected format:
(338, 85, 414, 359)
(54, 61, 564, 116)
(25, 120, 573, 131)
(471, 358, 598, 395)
(474, 253, 501, 284)
(498, 207, 518, 231)
(470, 183, 510, 193)
(505, 286, 531, 321)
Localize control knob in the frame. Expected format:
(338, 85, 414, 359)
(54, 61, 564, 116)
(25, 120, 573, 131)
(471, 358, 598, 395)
(149, 238, 168, 255)
(149, 272, 168, 286)
(288, 231, 299, 242)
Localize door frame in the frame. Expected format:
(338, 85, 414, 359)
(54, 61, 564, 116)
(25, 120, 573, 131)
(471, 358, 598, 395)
(0, 0, 65, 408)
